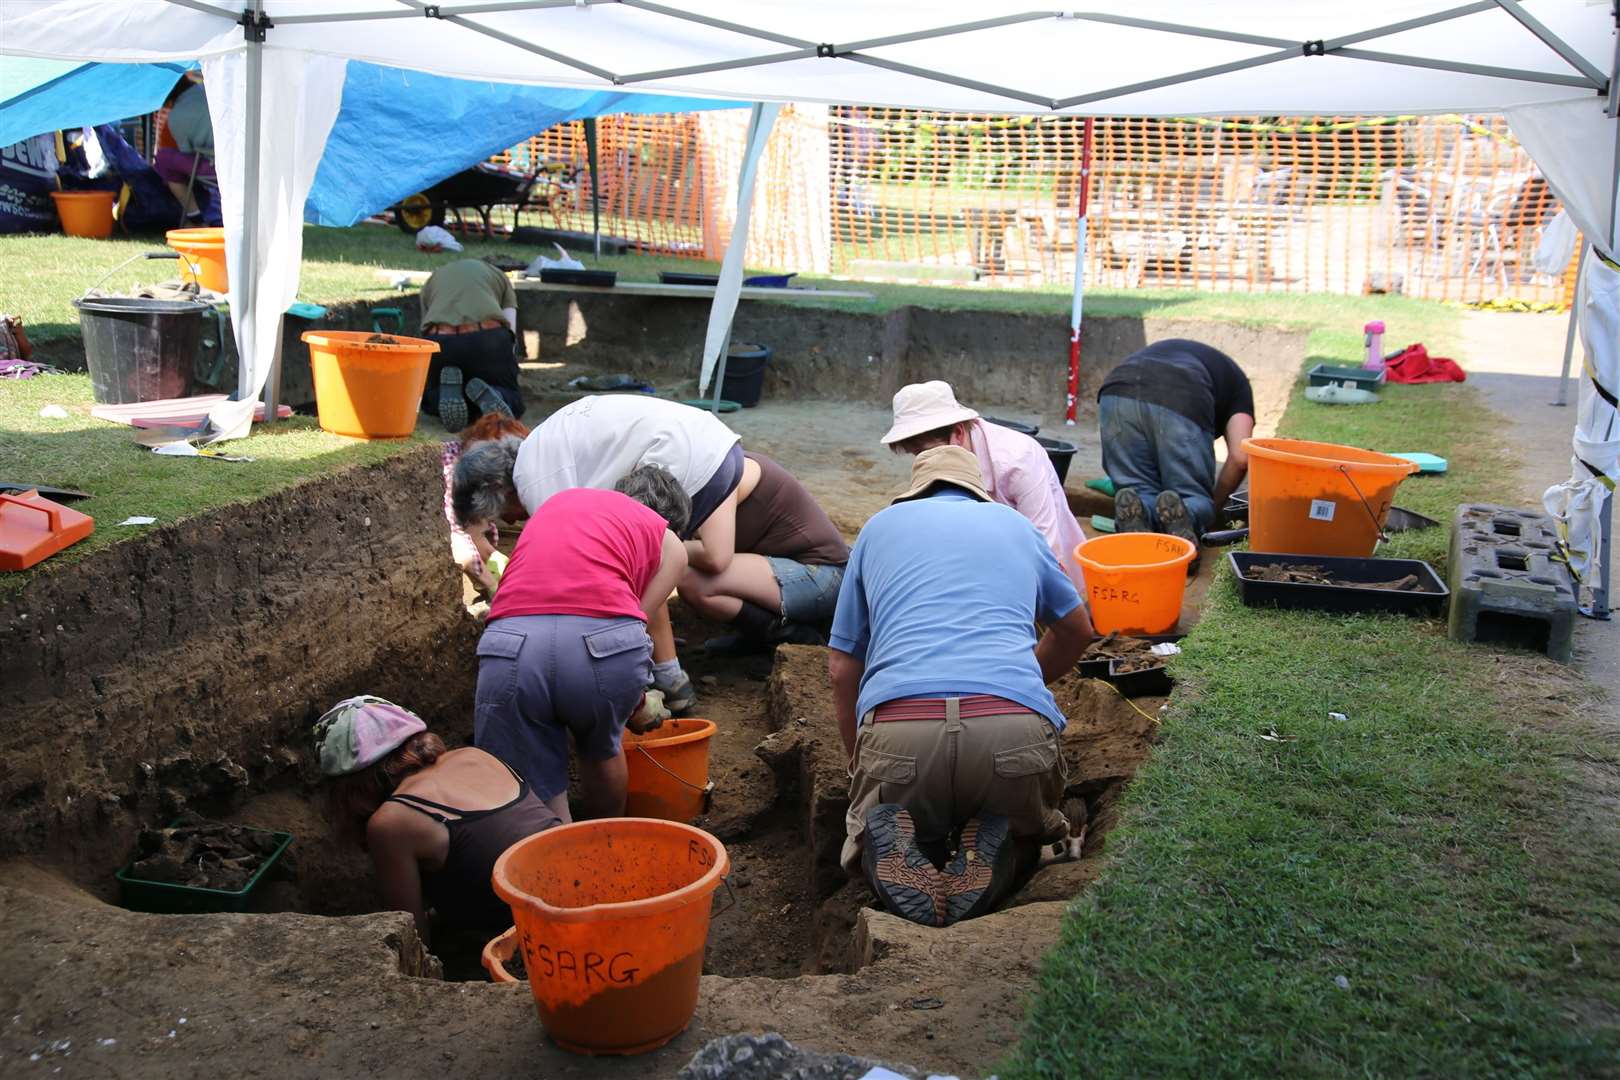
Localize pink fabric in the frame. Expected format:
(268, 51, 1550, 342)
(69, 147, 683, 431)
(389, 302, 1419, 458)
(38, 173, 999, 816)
(442, 441, 499, 574)
(489, 488, 668, 623)
(968, 419, 1089, 592)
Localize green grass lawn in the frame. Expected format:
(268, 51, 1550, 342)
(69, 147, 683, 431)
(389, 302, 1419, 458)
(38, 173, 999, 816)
(0, 372, 435, 595)
(1008, 332, 1620, 1076)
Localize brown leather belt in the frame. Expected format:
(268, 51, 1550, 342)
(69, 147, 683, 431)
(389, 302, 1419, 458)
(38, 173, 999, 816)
(425, 319, 504, 335)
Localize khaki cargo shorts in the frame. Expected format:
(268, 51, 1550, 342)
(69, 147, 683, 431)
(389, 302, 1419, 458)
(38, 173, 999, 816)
(840, 701, 1068, 876)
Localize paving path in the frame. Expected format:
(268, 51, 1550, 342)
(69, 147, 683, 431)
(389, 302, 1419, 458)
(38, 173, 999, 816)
(1461, 310, 1618, 703)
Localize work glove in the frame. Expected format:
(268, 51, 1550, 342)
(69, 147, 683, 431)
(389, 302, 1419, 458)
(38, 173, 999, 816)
(627, 689, 670, 735)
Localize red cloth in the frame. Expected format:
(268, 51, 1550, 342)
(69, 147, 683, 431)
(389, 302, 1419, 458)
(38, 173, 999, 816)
(1384, 344, 1466, 384)
(489, 488, 667, 623)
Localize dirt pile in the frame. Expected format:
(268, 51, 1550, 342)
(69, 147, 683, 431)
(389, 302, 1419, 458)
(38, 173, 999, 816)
(125, 814, 281, 892)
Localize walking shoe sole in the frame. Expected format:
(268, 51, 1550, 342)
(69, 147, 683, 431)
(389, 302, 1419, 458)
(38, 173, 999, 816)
(438, 366, 468, 432)
(863, 805, 943, 927)
(1153, 491, 1202, 572)
(941, 813, 1013, 925)
(1113, 487, 1150, 533)
(465, 377, 514, 418)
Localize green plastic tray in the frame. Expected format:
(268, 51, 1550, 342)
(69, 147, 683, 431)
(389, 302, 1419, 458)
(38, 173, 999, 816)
(1306, 363, 1385, 391)
(116, 822, 293, 914)
(1390, 451, 1448, 474)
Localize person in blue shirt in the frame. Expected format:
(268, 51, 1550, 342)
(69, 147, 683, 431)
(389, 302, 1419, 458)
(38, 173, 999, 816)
(829, 445, 1095, 927)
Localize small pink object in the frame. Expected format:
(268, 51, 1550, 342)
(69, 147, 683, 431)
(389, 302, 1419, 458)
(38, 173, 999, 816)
(1362, 320, 1386, 372)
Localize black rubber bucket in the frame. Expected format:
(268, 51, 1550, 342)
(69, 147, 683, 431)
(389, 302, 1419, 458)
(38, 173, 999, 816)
(73, 296, 212, 405)
(720, 342, 772, 408)
(983, 415, 1040, 437)
(1037, 436, 1078, 484)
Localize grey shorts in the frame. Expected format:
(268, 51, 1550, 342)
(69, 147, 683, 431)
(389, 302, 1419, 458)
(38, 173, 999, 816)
(766, 558, 845, 623)
(473, 614, 652, 800)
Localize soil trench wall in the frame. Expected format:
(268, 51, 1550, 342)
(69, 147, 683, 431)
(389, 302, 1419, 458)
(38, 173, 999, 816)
(0, 447, 479, 888)
(517, 293, 1307, 411)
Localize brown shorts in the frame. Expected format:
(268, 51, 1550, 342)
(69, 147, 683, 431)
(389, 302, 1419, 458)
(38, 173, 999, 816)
(840, 700, 1069, 876)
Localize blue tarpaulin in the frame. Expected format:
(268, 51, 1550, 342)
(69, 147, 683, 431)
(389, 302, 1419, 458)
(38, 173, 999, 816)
(0, 58, 736, 226)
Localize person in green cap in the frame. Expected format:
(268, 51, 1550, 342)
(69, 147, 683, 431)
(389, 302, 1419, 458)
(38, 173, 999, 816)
(314, 695, 560, 944)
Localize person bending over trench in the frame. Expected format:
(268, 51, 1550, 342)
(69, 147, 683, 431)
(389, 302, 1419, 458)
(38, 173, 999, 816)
(316, 695, 560, 946)
(882, 380, 1088, 593)
(830, 446, 1095, 928)
(442, 412, 529, 597)
(677, 450, 850, 654)
(453, 394, 747, 714)
(471, 466, 690, 823)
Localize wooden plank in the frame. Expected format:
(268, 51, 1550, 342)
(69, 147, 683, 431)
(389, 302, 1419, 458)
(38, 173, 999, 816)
(371, 269, 875, 302)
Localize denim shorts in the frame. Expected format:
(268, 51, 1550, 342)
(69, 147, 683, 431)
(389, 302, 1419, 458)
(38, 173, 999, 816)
(473, 614, 652, 800)
(767, 558, 845, 623)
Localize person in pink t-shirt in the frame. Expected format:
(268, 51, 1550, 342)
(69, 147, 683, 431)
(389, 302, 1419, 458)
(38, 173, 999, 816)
(473, 472, 688, 823)
(881, 381, 1088, 593)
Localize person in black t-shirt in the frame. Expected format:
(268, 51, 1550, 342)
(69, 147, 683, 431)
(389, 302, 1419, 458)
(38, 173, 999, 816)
(1096, 339, 1256, 546)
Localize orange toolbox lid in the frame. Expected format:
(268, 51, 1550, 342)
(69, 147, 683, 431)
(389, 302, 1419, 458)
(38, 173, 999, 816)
(0, 490, 94, 571)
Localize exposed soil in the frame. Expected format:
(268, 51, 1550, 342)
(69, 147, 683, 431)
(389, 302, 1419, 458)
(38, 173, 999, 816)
(1250, 561, 1423, 590)
(124, 813, 281, 892)
(365, 333, 401, 344)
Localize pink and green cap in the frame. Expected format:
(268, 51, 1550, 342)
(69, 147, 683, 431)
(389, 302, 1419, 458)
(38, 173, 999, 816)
(313, 695, 426, 777)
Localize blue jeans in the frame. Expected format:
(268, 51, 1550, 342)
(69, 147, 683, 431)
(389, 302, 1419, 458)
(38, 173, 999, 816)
(1098, 395, 1217, 532)
(766, 558, 845, 623)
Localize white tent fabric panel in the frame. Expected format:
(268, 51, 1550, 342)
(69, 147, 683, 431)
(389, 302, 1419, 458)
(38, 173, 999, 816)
(1507, 98, 1620, 258)
(198, 50, 347, 440)
(1543, 252, 1619, 590)
(699, 102, 780, 397)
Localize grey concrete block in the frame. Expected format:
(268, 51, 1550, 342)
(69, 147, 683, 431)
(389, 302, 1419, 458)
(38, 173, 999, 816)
(1447, 503, 1577, 663)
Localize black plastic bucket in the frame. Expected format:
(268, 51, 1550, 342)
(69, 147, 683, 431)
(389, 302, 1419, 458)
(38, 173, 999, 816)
(73, 295, 212, 405)
(983, 415, 1040, 437)
(1037, 436, 1078, 484)
(720, 342, 772, 408)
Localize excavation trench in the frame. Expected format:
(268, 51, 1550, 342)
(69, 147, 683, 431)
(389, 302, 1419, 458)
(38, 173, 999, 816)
(0, 429, 1182, 1076)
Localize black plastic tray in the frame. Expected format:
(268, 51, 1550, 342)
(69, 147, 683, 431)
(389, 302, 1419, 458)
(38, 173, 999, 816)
(1228, 552, 1448, 616)
(1076, 633, 1184, 683)
(659, 271, 719, 286)
(1108, 656, 1174, 698)
(539, 268, 618, 287)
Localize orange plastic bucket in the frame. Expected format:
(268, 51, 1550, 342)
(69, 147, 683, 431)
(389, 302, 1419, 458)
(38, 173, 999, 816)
(492, 818, 729, 1055)
(165, 227, 229, 291)
(483, 925, 522, 983)
(1244, 438, 1419, 557)
(1074, 533, 1196, 634)
(52, 191, 117, 238)
(621, 718, 716, 822)
(301, 330, 437, 439)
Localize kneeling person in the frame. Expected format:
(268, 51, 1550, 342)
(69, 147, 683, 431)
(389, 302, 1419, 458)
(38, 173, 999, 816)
(679, 451, 850, 651)
(316, 695, 560, 945)
(472, 468, 689, 823)
(830, 446, 1094, 927)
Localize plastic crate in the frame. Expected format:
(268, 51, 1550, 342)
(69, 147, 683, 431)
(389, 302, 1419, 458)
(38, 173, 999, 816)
(116, 823, 293, 914)
(1229, 552, 1448, 617)
(1306, 363, 1386, 392)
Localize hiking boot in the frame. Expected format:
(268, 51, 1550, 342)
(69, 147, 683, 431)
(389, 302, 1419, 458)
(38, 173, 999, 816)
(465, 377, 514, 419)
(1113, 487, 1150, 533)
(939, 813, 1014, 925)
(437, 366, 468, 432)
(1153, 491, 1202, 572)
(655, 670, 697, 715)
(862, 805, 945, 927)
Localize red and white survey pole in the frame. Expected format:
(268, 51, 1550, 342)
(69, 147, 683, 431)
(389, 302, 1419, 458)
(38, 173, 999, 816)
(1065, 117, 1095, 427)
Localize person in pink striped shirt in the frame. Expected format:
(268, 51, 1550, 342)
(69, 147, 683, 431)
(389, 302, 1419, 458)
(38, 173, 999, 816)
(881, 381, 1088, 593)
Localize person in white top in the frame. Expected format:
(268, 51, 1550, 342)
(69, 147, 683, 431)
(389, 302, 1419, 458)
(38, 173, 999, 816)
(454, 395, 746, 714)
(880, 381, 1088, 593)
